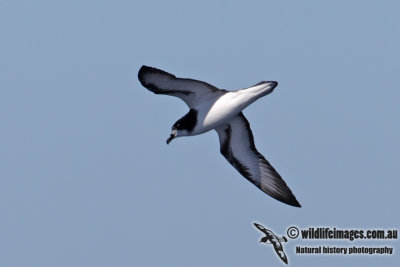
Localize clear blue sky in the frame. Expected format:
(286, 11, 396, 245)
(1, 1, 399, 266)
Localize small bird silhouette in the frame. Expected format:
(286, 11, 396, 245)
(254, 223, 288, 264)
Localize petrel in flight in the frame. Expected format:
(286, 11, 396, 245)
(254, 223, 289, 264)
(138, 65, 300, 207)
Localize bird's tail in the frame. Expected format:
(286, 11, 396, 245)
(250, 81, 278, 97)
(233, 81, 278, 111)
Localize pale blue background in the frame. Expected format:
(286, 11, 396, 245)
(1, 0, 399, 266)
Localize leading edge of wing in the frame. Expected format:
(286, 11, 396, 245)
(138, 65, 221, 107)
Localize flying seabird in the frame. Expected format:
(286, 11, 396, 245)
(254, 223, 289, 264)
(138, 65, 300, 207)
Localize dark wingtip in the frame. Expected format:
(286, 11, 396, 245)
(291, 199, 302, 208)
(138, 65, 177, 87)
(284, 197, 301, 208)
(138, 65, 149, 85)
(272, 191, 301, 207)
(268, 187, 301, 207)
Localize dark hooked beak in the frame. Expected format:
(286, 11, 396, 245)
(166, 132, 176, 144)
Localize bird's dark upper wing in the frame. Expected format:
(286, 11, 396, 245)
(216, 113, 301, 207)
(138, 65, 223, 107)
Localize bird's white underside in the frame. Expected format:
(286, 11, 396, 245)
(192, 82, 277, 135)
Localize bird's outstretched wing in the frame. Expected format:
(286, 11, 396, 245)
(138, 65, 224, 107)
(254, 223, 269, 234)
(274, 248, 288, 264)
(216, 113, 301, 207)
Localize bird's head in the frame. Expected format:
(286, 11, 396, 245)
(166, 122, 189, 144)
(259, 237, 269, 243)
(166, 109, 197, 144)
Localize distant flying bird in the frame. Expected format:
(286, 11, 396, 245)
(138, 65, 300, 207)
(254, 223, 289, 264)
